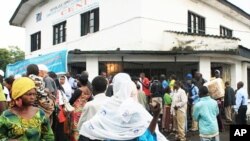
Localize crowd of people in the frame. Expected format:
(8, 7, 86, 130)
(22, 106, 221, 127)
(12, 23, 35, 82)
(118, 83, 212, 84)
(0, 65, 249, 141)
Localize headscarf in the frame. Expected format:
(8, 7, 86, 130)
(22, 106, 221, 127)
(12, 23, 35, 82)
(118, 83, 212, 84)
(61, 76, 72, 99)
(11, 77, 35, 100)
(29, 74, 47, 96)
(79, 73, 168, 141)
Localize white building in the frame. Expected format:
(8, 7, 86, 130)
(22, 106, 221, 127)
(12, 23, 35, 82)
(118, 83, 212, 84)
(10, 0, 250, 91)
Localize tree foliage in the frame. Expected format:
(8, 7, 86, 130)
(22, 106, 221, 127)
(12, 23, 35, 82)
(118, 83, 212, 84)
(0, 46, 25, 71)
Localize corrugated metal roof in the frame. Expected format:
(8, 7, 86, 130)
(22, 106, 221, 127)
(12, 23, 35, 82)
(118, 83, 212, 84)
(165, 30, 240, 40)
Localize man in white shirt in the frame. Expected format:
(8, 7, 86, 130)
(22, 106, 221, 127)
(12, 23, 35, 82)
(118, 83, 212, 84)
(234, 81, 248, 125)
(171, 81, 188, 141)
(78, 76, 110, 141)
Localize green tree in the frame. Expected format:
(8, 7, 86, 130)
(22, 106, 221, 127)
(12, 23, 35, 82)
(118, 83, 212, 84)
(9, 46, 25, 63)
(0, 46, 25, 71)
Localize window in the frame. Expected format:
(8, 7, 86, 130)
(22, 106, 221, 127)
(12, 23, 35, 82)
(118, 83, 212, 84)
(36, 12, 42, 22)
(53, 21, 66, 45)
(81, 8, 99, 36)
(188, 11, 205, 34)
(220, 26, 232, 37)
(31, 31, 41, 52)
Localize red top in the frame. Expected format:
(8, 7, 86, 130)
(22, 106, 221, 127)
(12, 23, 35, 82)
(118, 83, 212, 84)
(142, 77, 151, 96)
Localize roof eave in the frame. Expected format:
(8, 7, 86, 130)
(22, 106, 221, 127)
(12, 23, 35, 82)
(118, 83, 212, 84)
(69, 47, 250, 60)
(218, 0, 250, 20)
(9, 0, 28, 26)
(68, 49, 238, 56)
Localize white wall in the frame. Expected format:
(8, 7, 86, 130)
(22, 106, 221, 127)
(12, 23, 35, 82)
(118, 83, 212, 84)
(86, 56, 98, 81)
(22, 0, 250, 58)
(199, 57, 211, 81)
(231, 60, 243, 89)
(139, 0, 250, 50)
(99, 0, 142, 29)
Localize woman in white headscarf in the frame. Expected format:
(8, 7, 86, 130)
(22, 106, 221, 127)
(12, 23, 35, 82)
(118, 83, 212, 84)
(59, 75, 72, 100)
(79, 73, 168, 141)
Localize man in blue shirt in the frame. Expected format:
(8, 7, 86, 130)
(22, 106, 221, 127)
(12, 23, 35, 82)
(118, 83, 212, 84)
(234, 81, 248, 125)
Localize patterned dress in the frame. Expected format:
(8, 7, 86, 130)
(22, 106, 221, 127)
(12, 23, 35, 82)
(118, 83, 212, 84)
(70, 87, 91, 141)
(0, 108, 54, 141)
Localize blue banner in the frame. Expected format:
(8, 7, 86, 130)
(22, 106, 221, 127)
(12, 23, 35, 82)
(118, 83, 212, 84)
(6, 50, 68, 77)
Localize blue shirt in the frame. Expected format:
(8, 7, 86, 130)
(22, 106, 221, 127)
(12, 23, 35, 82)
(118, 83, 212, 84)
(106, 129, 156, 141)
(191, 84, 199, 104)
(193, 96, 219, 136)
(162, 80, 169, 89)
(234, 88, 248, 113)
(189, 84, 199, 105)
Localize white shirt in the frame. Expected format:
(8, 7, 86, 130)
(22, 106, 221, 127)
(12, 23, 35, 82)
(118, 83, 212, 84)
(171, 88, 188, 115)
(78, 93, 110, 130)
(234, 87, 248, 112)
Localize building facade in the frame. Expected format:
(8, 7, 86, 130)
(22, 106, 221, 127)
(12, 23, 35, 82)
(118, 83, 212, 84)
(10, 0, 250, 92)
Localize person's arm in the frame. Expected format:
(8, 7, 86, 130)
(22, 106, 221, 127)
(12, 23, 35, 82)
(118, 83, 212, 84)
(191, 86, 199, 100)
(215, 102, 219, 116)
(234, 90, 242, 113)
(40, 110, 54, 141)
(192, 104, 199, 121)
(148, 102, 161, 133)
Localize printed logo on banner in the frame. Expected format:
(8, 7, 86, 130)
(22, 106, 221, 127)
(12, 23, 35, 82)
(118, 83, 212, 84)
(230, 125, 250, 141)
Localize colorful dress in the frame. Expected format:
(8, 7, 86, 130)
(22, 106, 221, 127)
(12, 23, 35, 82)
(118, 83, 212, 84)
(70, 87, 91, 141)
(0, 108, 54, 141)
(162, 93, 172, 132)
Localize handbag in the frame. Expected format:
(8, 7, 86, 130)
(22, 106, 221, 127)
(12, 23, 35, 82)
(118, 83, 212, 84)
(60, 90, 75, 112)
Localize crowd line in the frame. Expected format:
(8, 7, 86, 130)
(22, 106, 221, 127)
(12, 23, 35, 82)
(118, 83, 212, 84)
(0, 65, 248, 141)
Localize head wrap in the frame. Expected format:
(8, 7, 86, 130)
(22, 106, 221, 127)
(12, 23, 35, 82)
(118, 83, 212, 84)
(29, 74, 47, 96)
(11, 77, 35, 100)
(38, 64, 49, 72)
(61, 75, 72, 99)
(79, 73, 167, 141)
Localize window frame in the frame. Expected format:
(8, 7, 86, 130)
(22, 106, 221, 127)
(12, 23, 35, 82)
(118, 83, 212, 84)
(81, 8, 99, 36)
(30, 31, 41, 52)
(220, 25, 233, 37)
(188, 11, 206, 35)
(53, 21, 66, 45)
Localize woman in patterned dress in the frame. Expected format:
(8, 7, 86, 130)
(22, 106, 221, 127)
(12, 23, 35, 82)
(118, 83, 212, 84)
(69, 74, 92, 141)
(0, 77, 54, 141)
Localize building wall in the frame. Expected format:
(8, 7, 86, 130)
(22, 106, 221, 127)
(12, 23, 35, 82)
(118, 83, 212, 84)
(22, 0, 250, 57)
(140, 0, 250, 51)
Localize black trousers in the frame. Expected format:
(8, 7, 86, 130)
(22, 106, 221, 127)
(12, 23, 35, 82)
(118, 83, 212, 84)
(78, 135, 101, 141)
(236, 105, 247, 125)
